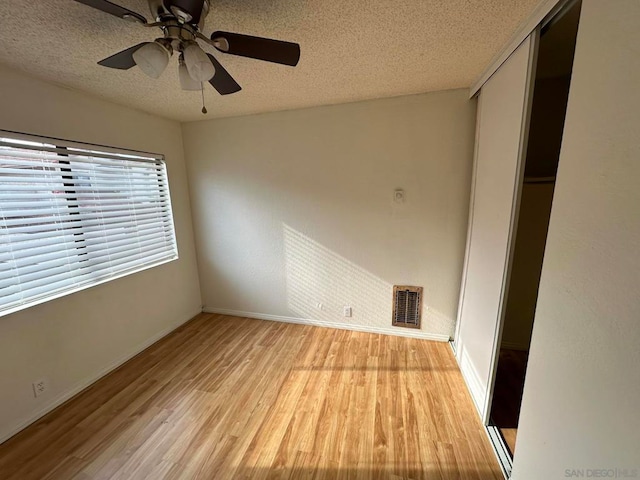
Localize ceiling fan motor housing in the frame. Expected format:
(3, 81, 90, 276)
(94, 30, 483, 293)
(148, 0, 210, 29)
(161, 21, 197, 51)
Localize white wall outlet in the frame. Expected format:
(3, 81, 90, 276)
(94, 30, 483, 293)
(32, 378, 47, 398)
(343, 306, 352, 317)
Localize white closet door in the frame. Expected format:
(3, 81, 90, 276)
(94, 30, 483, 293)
(456, 33, 537, 421)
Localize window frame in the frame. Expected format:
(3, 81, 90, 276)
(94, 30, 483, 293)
(0, 129, 179, 318)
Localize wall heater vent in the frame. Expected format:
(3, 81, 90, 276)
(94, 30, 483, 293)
(393, 286, 423, 329)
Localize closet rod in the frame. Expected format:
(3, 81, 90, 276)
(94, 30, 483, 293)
(523, 176, 556, 184)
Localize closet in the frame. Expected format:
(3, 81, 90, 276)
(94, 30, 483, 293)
(453, 1, 581, 476)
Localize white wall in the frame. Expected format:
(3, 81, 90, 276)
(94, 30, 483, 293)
(512, 1, 640, 477)
(182, 90, 476, 339)
(0, 66, 202, 442)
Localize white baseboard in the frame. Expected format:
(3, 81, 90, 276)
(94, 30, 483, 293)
(204, 307, 450, 342)
(458, 348, 487, 418)
(0, 308, 202, 446)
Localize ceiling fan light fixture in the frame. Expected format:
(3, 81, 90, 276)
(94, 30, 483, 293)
(78, 0, 300, 110)
(179, 56, 202, 91)
(132, 40, 172, 79)
(183, 42, 215, 82)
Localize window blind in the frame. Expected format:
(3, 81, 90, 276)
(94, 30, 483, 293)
(0, 133, 178, 317)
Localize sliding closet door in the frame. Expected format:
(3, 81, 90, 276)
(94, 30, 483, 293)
(456, 33, 537, 422)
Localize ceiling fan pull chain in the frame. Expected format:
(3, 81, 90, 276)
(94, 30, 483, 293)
(201, 83, 208, 114)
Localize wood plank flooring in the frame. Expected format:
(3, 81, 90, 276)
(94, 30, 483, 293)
(0, 314, 502, 480)
(500, 429, 517, 457)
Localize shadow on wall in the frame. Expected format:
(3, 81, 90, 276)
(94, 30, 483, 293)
(283, 224, 452, 335)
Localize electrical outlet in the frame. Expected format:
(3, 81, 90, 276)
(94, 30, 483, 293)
(32, 378, 47, 398)
(343, 306, 352, 317)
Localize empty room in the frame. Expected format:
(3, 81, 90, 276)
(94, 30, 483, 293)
(0, 0, 638, 479)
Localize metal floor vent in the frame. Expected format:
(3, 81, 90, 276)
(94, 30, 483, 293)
(393, 286, 423, 329)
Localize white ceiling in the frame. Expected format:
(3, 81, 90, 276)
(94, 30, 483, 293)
(0, 0, 545, 122)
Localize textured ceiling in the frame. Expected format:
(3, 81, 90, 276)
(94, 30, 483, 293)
(0, 0, 545, 122)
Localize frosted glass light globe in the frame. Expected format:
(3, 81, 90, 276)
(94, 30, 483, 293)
(183, 43, 215, 82)
(133, 41, 171, 79)
(179, 61, 201, 91)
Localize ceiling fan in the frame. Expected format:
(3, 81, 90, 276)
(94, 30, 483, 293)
(73, 0, 301, 112)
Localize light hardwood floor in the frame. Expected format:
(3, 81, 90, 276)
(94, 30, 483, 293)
(500, 429, 517, 457)
(0, 314, 502, 480)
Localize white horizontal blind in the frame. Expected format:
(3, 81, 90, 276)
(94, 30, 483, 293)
(0, 133, 178, 317)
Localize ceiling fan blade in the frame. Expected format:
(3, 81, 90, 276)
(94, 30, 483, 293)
(211, 31, 300, 67)
(98, 43, 149, 69)
(73, 0, 147, 24)
(206, 54, 242, 95)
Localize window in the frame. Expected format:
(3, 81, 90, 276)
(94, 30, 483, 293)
(0, 131, 178, 317)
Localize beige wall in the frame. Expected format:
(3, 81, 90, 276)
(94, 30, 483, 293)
(512, 0, 640, 476)
(0, 66, 202, 442)
(182, 90, 476, 339)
